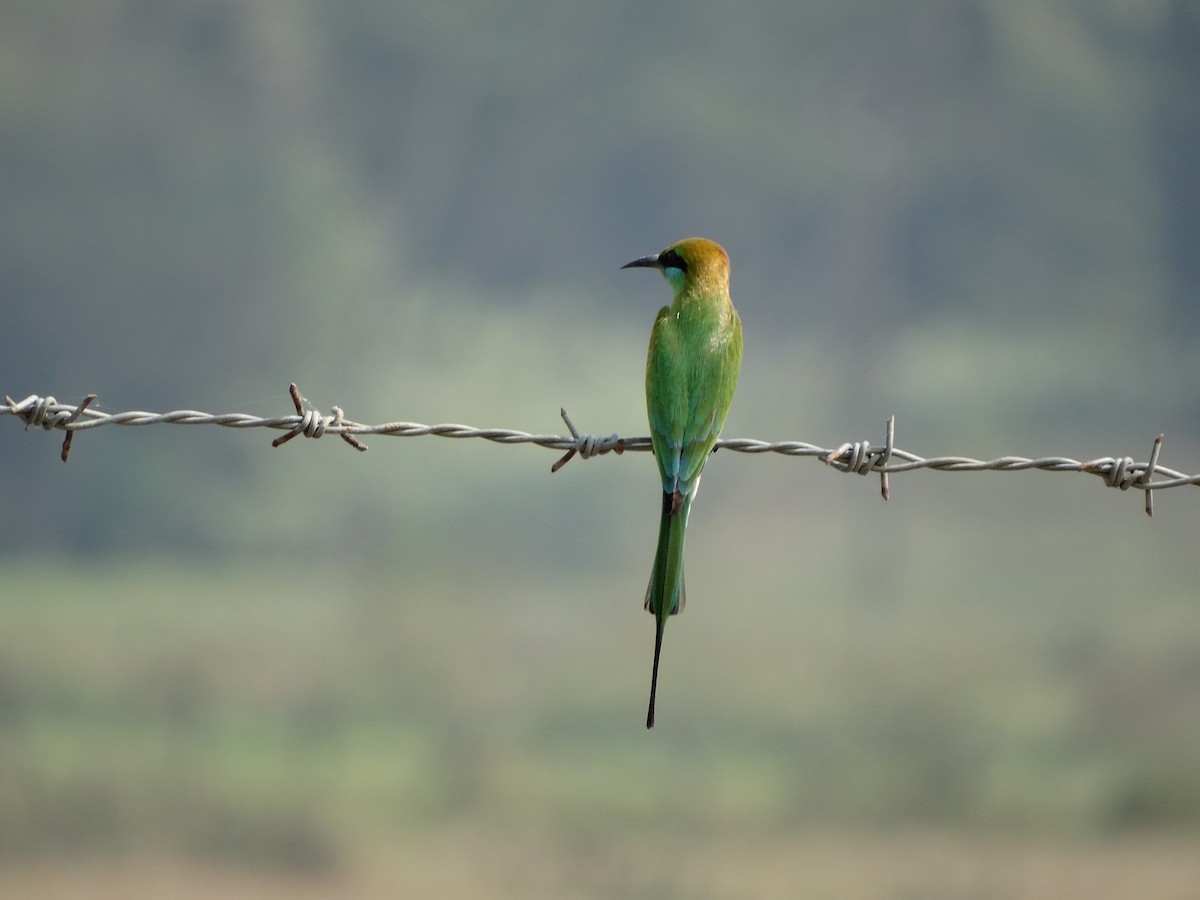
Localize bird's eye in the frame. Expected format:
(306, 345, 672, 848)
(659, 249, 687, 272)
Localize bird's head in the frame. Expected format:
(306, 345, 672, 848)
(622, 237, 730, 297)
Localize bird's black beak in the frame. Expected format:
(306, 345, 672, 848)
(621, 253, 661, 270)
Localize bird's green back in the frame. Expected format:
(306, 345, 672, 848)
(645, 242, 743, 499)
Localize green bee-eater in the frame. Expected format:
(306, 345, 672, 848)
(623, 237, 743, 728)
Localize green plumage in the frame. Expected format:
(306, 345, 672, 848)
(623, 237, 743, 728)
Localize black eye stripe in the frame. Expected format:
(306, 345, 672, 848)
(658, 248, 687, 272)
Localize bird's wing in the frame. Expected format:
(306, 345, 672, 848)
(646, 307, 743, 497)
(646, 305, 686, 493)
(678, 310, 742, 491)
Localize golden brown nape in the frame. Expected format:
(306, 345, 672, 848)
(652, 237, 731, 297)
(669, 236, 730, 271)
(672, 237, 729, 278)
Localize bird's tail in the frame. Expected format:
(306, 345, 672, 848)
(645, 489, 691, 729)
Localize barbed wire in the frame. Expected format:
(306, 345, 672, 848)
(6, 384, 1198, 516)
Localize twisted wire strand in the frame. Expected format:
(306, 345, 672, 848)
(5, 388, 1198, 514)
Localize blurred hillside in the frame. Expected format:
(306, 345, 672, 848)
(3, 1, 1199, 557)
(2, 3, 1200, 897)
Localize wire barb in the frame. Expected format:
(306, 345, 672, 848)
(879, 415, 895, 500)
(1079, 433, 1174, 515)
(551, 408, 625, 473)
(4, 388, 1198, 512)
(270, 383, 368, 452)
(822, 415, 897, 501)
(1139, 434, 1164, 517)
(58, 393, 97, 461)
(5, 392, 96, 461)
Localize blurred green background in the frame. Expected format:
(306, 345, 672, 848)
(3, 1, 1200, 897)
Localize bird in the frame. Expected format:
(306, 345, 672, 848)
(622, 237, 743, 728)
